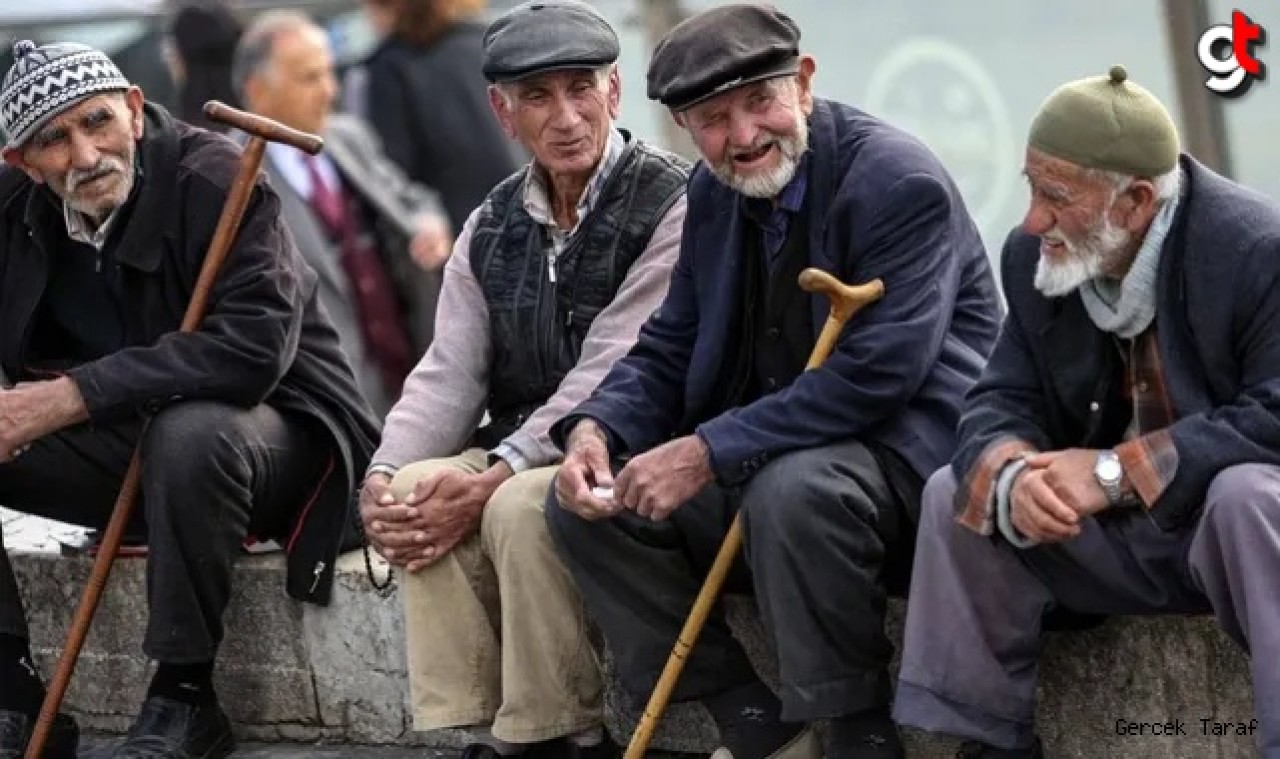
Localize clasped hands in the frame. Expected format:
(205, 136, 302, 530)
(553, 419, 713, 522)
(1010, 448, 1127, 544)
(360, 462, 511, 572)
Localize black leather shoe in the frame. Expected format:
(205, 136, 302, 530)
(0, 709, 78, 759)
(528, 736, 622, 759)
(460, 744, 509, 759)
(112, 696, 235, 758)
(956, 737, 1044, 758)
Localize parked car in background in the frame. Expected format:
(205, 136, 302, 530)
(0, 0, 376, 124)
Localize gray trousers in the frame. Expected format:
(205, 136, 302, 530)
(0, 401, 330, 663)
(893, 464, 1280, 756)
(545, 439, 918, 722)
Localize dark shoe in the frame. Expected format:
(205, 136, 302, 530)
(112, 696, 235, 758)
(460, 744, 508, 759)
(0, 709, 78, 759)
(956, 737, 1044, 758)
(528, 736, 622, 759)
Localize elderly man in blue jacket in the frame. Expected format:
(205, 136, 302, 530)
(544, 4, 1001, 758)
(892, 67, 1280, 758)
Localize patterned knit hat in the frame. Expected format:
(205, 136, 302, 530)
(1, 40, 131, 151)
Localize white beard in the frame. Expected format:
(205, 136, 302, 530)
(1033, 214, 1132, 297)
(710, 107, 809, 199)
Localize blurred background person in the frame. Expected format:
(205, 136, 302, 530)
(235, 10, 453, 416)
(345, 0, 523, 235)
(163, 0, 243, 132)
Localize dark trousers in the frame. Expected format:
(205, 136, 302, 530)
(544, 439, 920, 722)
(0, 401, 330, 664)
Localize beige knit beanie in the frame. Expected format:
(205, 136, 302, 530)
(1028, 64, 1180, 176)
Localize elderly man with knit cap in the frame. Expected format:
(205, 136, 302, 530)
(0, 39, 379, 759)
(892, 65, 1280, 758)
(356, 1, 688, 758)
(547, 4, 1001, 758)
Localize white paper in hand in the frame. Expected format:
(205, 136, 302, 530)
(591, 486, 615, 501)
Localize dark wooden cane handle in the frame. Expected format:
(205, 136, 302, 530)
(202, 100, 324, 155)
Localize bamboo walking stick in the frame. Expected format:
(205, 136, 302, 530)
(25, 101, 323, 759)
(623, 268, 885, 759)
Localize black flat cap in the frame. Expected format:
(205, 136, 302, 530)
(647, 3, 800, 111)
(482, 0, 620, 84)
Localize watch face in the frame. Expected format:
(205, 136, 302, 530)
(1097, 458, 1123, 481)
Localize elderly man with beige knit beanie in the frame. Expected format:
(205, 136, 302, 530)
(892, 64, 1280, 758)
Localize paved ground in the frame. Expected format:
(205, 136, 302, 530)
(78, 737, 456, 757)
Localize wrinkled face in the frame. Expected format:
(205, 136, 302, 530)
(490, 67, 621, 179)
(678, 57, 816, 199)
(1021, 148, 1146, 297)
(3, 89, 146, 221)
(245, 25, 337, 136)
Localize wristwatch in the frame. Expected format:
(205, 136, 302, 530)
(1093, 450, 1125, 506)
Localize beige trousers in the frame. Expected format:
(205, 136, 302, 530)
(392, 448, 603, 743)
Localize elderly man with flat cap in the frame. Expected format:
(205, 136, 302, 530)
(357, 2, 689, 757)
(0, 39, 379, 758)
(546, 3, 1001, 758)
(892, 66, 1280, 758)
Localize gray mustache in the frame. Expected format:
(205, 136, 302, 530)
(66, 159, 124, 191)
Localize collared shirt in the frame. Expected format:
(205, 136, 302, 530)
(62, 157, 145, 252)
(740, 152, 810, 274)
(521, 127, 626, 255)
(268, 141, 342, 199)
(489, 127, 625, 473)
(64, 202, 122, 252)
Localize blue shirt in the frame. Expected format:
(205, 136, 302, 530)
(741, 153, 810, 274)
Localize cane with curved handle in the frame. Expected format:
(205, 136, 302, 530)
(25, 102, 323, 759)
(623, 268, 885, 759)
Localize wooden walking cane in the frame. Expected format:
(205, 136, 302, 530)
(623, 267, 885, 759)
(24, 101, 323, 759)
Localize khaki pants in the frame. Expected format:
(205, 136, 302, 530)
(393, 449, 603, 743)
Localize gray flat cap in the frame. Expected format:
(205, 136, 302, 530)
(647, 3, 800, 111)
(482, 0, 619, 84)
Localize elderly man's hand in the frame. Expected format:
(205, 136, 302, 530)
(408, 213, 453, 271)
(359, 472, 423, 567)
(0, 377, 88, 461)
(1009, 466, 1082, 544)
(554, 419, 620, 521)
(376, 464, 511, 572)
(614, 434, 713, 522)
(1024, 449, 1112, 519)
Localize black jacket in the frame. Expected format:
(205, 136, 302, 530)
(359, 23, 524, 233)
(0, 104, 381, 604)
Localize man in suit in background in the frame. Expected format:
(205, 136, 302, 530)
(234, 9, 452, 415)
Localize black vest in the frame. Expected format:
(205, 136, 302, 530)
(468, 133, 690, 446)
(718, 199, 814, 411)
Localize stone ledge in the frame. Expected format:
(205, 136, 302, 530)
(11, 551, 1257, 757)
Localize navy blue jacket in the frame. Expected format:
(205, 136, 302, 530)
(954, 156, 1280, 531)
(554, 98, 1001, 486)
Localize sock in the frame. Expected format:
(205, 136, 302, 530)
(704, 680, 801, 758)
(0, 634, 45, 715)
(147, 661, 216, 706)
(829, 708, 903, 757)
(567, 725, 603, 747)
(474, 725, 528, 756)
